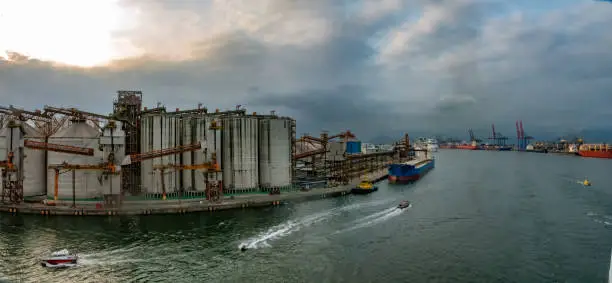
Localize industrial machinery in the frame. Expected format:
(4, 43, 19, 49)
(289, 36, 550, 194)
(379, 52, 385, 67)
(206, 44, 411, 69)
(47, 161, 118, 208)
(152, 152, 221, 201)
(293, 130, 356, 159)
(22, 139, 100, 206)
(122, 142, 211, 200)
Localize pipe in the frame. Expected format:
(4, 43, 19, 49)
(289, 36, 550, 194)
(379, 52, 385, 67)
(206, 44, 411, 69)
(54, 169, 59, 201)
(72, 170, 76, 208)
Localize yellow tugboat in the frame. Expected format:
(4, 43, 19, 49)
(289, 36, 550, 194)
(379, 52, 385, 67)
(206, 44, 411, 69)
(351, 179, 379, 194)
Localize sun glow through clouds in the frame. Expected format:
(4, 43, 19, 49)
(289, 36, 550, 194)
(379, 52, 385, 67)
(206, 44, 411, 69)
(0, 0, 138, 67)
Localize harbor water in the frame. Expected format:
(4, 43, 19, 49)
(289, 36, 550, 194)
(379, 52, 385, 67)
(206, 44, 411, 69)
(1, 150, 611, 282)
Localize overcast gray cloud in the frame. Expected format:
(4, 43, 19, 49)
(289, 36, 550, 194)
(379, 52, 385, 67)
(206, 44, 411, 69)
(1, 0, 611, 142)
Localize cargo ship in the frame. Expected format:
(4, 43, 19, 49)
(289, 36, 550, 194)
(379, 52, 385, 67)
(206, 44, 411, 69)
(578, 144, 612, 159)
(388, 158, 435, 184)
(456, 144, 480, 150)
(454, 141, 481, 150)
(484, 145, 512, 151)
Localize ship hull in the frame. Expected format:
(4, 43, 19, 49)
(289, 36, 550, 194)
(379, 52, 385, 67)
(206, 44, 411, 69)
(456, 145, 480, 150)
(388, 159, 435, 184)
(578, 151, 612, 159)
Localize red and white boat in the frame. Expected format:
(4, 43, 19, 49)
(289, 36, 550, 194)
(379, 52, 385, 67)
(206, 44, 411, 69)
(40, 249, 78, 268)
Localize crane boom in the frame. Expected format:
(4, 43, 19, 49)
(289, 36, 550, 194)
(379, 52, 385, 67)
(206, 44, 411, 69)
(153, 162, 220, 171)
(43, 105, 111, 120)
(23, 139, 95, 156)
(122, 142, 202, 165)
(48, 162, 118, 172)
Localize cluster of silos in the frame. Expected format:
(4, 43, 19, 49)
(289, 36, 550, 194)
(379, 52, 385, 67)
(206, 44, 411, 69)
(0, 118, 125, 200)
(46, 120, 104, 199)
(139, 109, 294, 194)
(140, 111, 223, 194)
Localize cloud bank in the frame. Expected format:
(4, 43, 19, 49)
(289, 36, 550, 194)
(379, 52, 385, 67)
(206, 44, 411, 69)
(1, 0, 611, 141)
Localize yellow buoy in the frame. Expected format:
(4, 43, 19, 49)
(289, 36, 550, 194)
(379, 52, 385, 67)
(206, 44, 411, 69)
(583, 179, 591, 186)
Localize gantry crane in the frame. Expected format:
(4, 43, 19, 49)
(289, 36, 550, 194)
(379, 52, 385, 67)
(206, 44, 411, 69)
(151, 152, 221, 201)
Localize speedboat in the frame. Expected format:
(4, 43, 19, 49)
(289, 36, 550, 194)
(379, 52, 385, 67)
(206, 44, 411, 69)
(40, 249, 78, 268)
(397, 201, 410, 209)
(351, 180, 378, 194)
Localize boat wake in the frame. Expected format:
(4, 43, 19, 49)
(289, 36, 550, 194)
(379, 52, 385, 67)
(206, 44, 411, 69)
(609, 248, 612, 283)
(333, 204, 410, 235)
(238, 199, 394, 250)
(587, 212, 612, 227)
(77, 246, 150, 267)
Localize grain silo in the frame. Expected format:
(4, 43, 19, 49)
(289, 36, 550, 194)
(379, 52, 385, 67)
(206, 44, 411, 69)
(181, 114, 222, 192)
(22, 123, 46, 197)
(46, 120, 104, 199)
(222, 115, 259, 192)
(259, 117, 293, 190)
(0, 127, 7, 187)
(99, 121, 125, 196)
(0, 127, 7, 161)
(140, 112, 180, 194)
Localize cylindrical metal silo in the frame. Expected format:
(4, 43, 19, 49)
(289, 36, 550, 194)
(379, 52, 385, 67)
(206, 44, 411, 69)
(141, 112, 180, 194)
(0, 127, 8, 189)
(189, 115, 222, 191)
(259, 118, 292, 190)
(222, 116, 258, 192)
(181, 116, 195, 191)
(47, 120, 104, 199)
(100, 121, 125, 196)
(140, 114, 154, 193)
(22, 123, 46, 197)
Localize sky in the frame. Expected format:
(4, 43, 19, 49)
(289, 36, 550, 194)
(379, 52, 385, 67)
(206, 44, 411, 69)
(1, 0, 611, 142)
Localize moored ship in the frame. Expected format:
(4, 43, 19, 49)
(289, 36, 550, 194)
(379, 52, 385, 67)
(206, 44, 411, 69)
(578, 144, 612, 159)
(388, 158, 435, 184)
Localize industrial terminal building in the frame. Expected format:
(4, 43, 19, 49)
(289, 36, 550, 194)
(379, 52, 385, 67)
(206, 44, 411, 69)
(0, 91, 295, 202)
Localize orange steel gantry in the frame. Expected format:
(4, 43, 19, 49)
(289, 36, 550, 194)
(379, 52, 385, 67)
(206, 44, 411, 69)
(121, 142, 213, 200)
(151, 152, 221, 201)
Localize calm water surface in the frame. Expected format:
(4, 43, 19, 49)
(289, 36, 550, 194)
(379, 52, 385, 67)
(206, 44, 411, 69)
(1, 150, 611, 282)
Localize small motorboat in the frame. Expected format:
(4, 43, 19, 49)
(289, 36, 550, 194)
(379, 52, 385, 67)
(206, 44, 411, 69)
(240, 245, 248, 252)
(40, 249, 78, 268)
(351, 180, 378, 195)
(583, 178, 591, 186)
(397, 201, 410, 209)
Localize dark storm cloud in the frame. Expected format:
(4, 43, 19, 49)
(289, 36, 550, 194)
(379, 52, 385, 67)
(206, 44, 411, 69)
(1, 0, 612, 141)
(249, 85, 397, 139)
